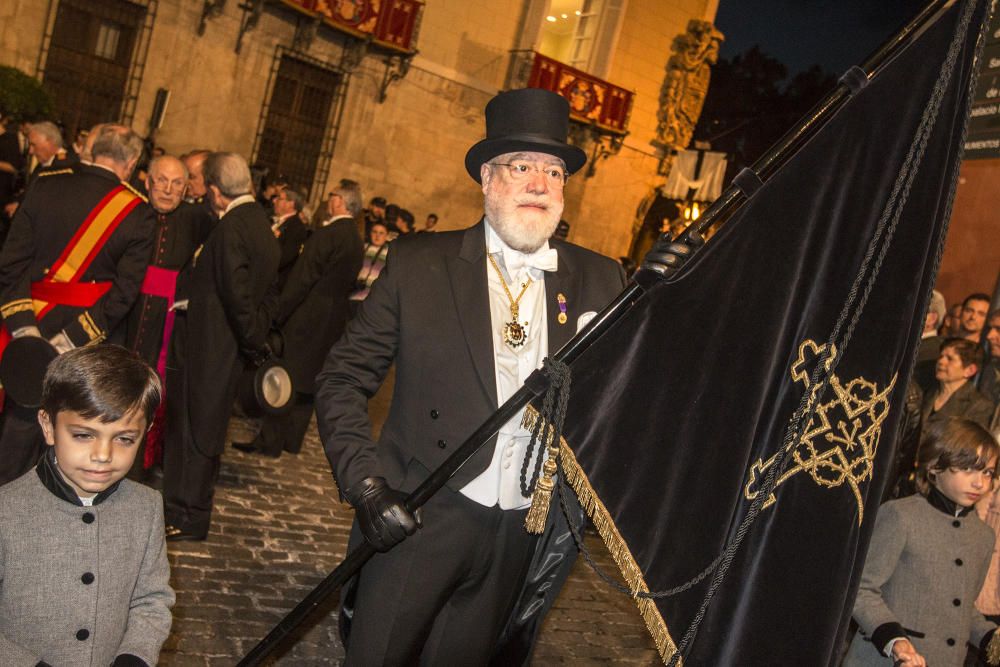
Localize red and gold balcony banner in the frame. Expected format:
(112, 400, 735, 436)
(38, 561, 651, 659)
(281, 0, 422, 53)
(527, 52, 633, 134)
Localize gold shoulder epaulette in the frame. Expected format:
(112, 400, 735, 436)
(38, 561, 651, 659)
(121, 181, 149, 203)
(38, 168, 73, 177)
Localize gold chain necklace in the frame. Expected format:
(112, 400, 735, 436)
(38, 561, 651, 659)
(488, 253, 532, 349)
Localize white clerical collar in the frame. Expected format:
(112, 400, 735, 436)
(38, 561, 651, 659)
(324, 213, 354, 227)
(223, 194, 256, 217)
(484, 219, 557, 282)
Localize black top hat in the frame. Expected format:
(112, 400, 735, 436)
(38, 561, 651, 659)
(465, 88, 587, 183)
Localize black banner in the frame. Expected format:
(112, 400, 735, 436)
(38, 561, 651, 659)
(550, 1, 986, 664)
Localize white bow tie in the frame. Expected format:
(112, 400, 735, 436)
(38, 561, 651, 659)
(498, 247, 558, 279)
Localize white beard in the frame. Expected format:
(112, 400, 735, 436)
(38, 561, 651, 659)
(484, 193, 562, 253)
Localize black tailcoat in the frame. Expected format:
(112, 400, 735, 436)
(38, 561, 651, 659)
(277, 215, 363, 393)
(273, 213, 309, 290)
(315, 219, 626, 494)
(177, 201, 280, 457)
(0, 163, 154, 345)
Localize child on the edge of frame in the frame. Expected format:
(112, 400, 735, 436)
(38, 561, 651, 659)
(843, 417, 1000, 667)
(0, 344, 174, 666)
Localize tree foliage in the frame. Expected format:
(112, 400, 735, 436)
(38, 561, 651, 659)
(693, 48, 838, 178)
(0, 66, 55, 123)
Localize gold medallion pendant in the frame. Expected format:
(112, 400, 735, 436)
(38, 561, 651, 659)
(488, 253, 533, 351)
(503, 320, 527, 348)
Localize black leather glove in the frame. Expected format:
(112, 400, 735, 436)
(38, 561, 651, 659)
(639, 230, 705, 279)
(346, 477, 420, 552)
(246, 342, 273, 368)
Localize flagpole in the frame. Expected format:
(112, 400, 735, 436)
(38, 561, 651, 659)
(237, 1, 959, 663)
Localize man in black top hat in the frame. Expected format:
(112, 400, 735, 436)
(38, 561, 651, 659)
(315, 88, 626, 663)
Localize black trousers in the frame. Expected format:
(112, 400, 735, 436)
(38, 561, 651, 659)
(344, 482, 536, 666)
(0, 398, 45, 486)
(162, 313, 219, 536)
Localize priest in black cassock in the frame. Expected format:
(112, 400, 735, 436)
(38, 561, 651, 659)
(118, 155, 214, 477)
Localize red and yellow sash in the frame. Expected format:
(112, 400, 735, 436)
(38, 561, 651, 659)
(0, 185, 142, 364)
(32, 185, 142, 319)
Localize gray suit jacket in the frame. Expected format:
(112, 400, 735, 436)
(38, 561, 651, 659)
(0, 468, 174, 666)
(315, 220, 626, 495)
(845, 493, 996, 666)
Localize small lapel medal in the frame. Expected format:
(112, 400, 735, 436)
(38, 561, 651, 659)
(557, 293, 568, 324)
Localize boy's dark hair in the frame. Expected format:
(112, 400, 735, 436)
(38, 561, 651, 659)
(915, 417, 999, 496)
(41, 345, 161, 425)
(940, 337, 984, 369)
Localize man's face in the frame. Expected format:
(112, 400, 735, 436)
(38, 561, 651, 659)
(370, 224, 388, 247)
(38, 409, 146, 498)
(961, 298, 989, 336)
(184, 155, 207, 198)
(936, 345, 976, 384)
(425, 215, 437, 230)
(372, 205, 385, 219)
(273, 189, 296, 217)
(146, 158, 187, 214)
(28, 130, 58, 164)
(986, 315, 1000, 359)
(481, 151, 565, 253)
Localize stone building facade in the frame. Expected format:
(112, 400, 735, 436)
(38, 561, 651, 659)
(1, 0, 719, 260)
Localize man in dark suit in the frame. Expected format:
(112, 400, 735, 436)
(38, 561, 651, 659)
(315, 88, 627, 663)
(0, 124, 154, 485)
(914, 289, 946, 393)
(270, 186, 309, 289)
(162, 152, 280, 541)
(249, 179, 364, 458)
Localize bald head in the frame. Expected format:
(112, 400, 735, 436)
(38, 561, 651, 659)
(146, 155, 188, 214)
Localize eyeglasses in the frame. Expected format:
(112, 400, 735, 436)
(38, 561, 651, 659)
(491, 161, 567, 187)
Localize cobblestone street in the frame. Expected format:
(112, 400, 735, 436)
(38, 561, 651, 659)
(159, 375, 659, 665)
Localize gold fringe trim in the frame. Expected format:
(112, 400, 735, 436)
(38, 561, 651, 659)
(523, 409, 563, 534)
(987, 631, 1000, 666)
(523, 405, 680, 665)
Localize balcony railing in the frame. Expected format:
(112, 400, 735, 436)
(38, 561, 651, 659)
(509, 51, 633, 135)
(279, 0, 423, 53)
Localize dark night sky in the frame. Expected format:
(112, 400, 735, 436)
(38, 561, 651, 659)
(715, 0, 930, 77)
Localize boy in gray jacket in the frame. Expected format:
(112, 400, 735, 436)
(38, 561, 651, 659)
(0, 345, 174, 666)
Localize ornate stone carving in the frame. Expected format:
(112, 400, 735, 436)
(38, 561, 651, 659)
(656, 20, 723, 154)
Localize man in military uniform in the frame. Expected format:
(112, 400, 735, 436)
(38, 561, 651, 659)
(0, 124, 154, 485)
(117, 154, 214, 477)
(162, 152, 280, 541)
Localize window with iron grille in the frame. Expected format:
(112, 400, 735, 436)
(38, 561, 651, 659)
(41, 0, 146, 140)
(256, 55, 342, 199)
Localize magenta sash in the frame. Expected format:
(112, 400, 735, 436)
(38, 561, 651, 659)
(139, 265, 179, 378)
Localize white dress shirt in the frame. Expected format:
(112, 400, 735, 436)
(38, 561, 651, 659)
(460, 221, 555, 509)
